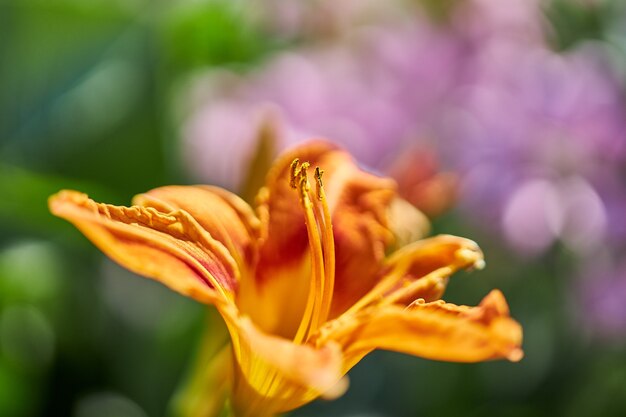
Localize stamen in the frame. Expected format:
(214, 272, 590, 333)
(299, 174, 309, 198)
(315, 167, 324, 200)
(313, 166, 335, 329)
(380, 266, 452, 306)
(289, 159, 300, 189)
(343, 262, 409, 315)
(288, 159, 337, 344)
(292, 160, 325, 344)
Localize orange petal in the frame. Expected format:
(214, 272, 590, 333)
(385, 235, 484, 282)
(386, 197, 431, 250)
(133, 185, 261, 269)
(382, 235, 484, 303)
(243, 140, 397, 336)
(253, 140, 396, 307)
(386, 144, 458, 217)
(329, 163, 397, 317)
(254, 140, 344, 280)
(346, 235, 484, 314)
(316, 290, 523, 372)
(49, 190, 239, 302)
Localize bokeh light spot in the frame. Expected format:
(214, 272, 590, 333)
(73, 392, 148, 417)
(0, 305, 55, 370)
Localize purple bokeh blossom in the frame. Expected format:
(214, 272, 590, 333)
(445, 42, 626, 255)
(182, 18, 464, 190)
(181, 0, 626, 257)
(580, 260, 626, 340)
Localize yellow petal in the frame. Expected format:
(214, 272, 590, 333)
(133, 185, 261, 269)
(385, 235, 485, 281)
(215, 303, 344, 417)
(49, 190, 239, 303)
(386, 197, 431, 250)
(316, 290, 523, 372)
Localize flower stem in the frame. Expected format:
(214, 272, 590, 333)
(169, 308, 232, 417)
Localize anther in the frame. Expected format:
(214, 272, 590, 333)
(299, 161, 311, 176)
(315, 167, 324, 200)
(298, 163, 311, 194)
(299, 175, 310, 199)
(289, 159, 300, 189)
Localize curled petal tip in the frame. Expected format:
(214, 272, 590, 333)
(481, 289, 510, 315)
(49, 190, 85, 213)
(321, 376, 349, 400)
(455, 246, 485, 270)
(507, 348, 524, 362)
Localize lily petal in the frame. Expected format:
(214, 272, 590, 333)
(381, 235, 484, 303)
(316, 290, 523, 372)
(49, 190, 239, 302)
(133, 185, 261, 269)
(216, 303, 344, 416)
(346, 235, 484, 314)
(384, 235, 484, 282)
(386, 197, 431, 250)
(255, 140, 345, 279)
(248, 140, 397, 333)
(329, 164, 397, 317)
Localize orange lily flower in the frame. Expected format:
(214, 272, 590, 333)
(49, 141, 522, 417)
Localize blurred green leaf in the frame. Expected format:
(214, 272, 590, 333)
(159, 0, 274, 73)
(0, 164, 116, 238)
(0, 305, 55, 371)
(545, 0, 607, 50)
(0, 358, 37, 417)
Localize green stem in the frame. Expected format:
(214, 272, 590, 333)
(168, 309, 290, 417)
(169, 308, 232, 417)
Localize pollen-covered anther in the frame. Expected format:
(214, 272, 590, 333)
(290, 158, 301, 189)
(289, 158, 315, 201)
(299, 162, 311, 178)
(315, 167, 325, 200)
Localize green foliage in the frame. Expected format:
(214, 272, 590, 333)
(545, 0, 607, 50)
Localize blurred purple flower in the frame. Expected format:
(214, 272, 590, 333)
(247, 0, 415, 39)
(447, 42, 626, 255)
(580, 260, 626, 340)
(182, 18, 463, 191)
(181, 0, 626, 257)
